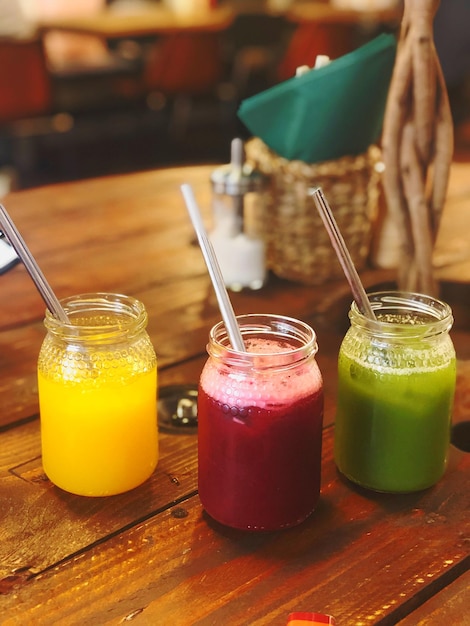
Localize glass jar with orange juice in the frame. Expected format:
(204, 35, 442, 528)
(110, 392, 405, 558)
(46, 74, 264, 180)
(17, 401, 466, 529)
(38, 292, 158, 496)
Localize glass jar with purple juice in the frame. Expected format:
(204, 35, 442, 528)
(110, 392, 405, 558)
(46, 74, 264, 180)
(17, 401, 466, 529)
(198, 314, 324, 531)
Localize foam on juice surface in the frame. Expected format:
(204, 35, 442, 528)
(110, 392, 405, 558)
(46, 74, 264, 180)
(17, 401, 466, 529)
(201, 337, 322, 409)
(345, 350, 452, 377)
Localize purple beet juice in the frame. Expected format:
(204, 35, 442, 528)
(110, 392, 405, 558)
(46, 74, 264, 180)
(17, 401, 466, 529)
(198, 314, 324, 530)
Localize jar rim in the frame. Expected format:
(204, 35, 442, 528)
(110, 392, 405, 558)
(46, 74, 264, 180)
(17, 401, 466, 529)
(208, 313, 318, 367)
(44, 292, 148, 340)
(350, 290, 453, 337)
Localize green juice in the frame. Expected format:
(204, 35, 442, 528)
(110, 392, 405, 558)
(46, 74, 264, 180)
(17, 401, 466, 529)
(335, 351, 456, 492)
(334, 292, 457, 494)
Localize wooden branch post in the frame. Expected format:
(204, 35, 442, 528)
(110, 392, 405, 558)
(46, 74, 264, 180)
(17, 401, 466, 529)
(381, 0, 453, 296)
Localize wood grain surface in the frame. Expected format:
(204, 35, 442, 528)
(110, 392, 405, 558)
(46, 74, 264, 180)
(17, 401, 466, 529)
(0, 162, 468, 625)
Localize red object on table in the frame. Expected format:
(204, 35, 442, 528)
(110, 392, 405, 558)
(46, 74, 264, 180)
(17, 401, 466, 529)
(288, 612, 336, 625)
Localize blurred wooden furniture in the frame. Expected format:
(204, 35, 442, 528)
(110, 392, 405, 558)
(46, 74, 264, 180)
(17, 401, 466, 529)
(36, 0, 403, 125)
(278, 1, 401, 79)
(226, 0, 402, 94)
(27, 0, 112, 72)
(0, 35, 69, 189)
(0, 160, 468, 624)
(287, 1, 402, 25)
(226, 11, 291, 97)
(39, 4, 236, 136)
(38, 4, 235, 40)
(277, 19, 354, 80)
(0, 33, 143, 188)
(143, 30, 229, 138)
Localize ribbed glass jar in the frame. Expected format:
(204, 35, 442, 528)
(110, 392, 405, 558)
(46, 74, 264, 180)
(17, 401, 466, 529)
(38, 293, 158, 496)
(198, 314, 324, 530)
(335, 291, 456, 493)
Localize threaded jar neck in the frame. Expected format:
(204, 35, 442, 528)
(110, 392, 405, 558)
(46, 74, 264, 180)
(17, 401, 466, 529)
(349, 291, 454, 340)
(44, 292, 148, 344)
(207, 314, 318, 371)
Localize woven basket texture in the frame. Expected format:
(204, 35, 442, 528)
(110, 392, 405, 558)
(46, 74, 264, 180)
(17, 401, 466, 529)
(245, 138, 382, 285)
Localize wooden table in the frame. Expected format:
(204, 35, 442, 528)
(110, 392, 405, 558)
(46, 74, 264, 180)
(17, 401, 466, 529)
(0, 162, 468, 624)
(36, 1, 400, 41)
(286, 1, 401, 26)
(37, 4, 236, 39)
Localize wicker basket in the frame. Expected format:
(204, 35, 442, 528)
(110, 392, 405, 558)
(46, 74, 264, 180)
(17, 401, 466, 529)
(245, 138, 382, 285)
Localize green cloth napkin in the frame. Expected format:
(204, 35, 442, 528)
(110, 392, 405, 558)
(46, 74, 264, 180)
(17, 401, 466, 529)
(237, 33, 397, 163)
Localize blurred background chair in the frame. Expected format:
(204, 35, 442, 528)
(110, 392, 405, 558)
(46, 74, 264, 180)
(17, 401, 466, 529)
(142, 29, 237, 148)
(0, 35, 52, 122)
(0, 34, 67, 189)
(276, 21, 355, 81)
(226, 12, 291, 99)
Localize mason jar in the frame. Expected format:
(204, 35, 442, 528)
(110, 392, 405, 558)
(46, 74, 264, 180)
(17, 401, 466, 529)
(198, 314, 324, 530)
(38, 292, 158, 496)
(335, 291, 456, 493)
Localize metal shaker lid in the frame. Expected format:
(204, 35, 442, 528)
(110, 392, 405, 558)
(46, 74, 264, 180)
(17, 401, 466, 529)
(211, 138, 266, 196)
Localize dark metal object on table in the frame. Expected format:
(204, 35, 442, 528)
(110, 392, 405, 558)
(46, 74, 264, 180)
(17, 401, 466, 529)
(158, 384, 198, 434)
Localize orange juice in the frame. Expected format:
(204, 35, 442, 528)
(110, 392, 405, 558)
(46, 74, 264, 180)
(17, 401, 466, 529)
(37, 293, 158, 496)
(39, 366, 158, 496)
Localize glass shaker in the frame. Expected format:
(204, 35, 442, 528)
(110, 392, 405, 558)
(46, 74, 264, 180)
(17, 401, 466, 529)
(38, 292, 158, 496)
(210, 138, 267, 291)
(335, 291, 456, 493)
(198, 314, 324, 530)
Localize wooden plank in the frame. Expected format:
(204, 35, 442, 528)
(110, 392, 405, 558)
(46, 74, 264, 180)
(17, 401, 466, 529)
(0, 420, 198, 581)
(0, 167, 214, 329)
(0, 164, 396, 330)
(396, 570, 470, 626)
(0, 324, 44, 426)
(0, 427, 468, 625)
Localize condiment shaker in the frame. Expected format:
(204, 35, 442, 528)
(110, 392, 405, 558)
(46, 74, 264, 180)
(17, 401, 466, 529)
(210, 138, 267, 291)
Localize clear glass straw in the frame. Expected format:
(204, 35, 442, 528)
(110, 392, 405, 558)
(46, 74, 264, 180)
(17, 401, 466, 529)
(310, 187, 376, 320)
(0, 203, 70, 323)
(181, 184, 246, 352)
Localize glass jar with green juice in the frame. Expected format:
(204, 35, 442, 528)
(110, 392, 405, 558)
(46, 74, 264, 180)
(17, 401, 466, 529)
(335, 291, 456, 493)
